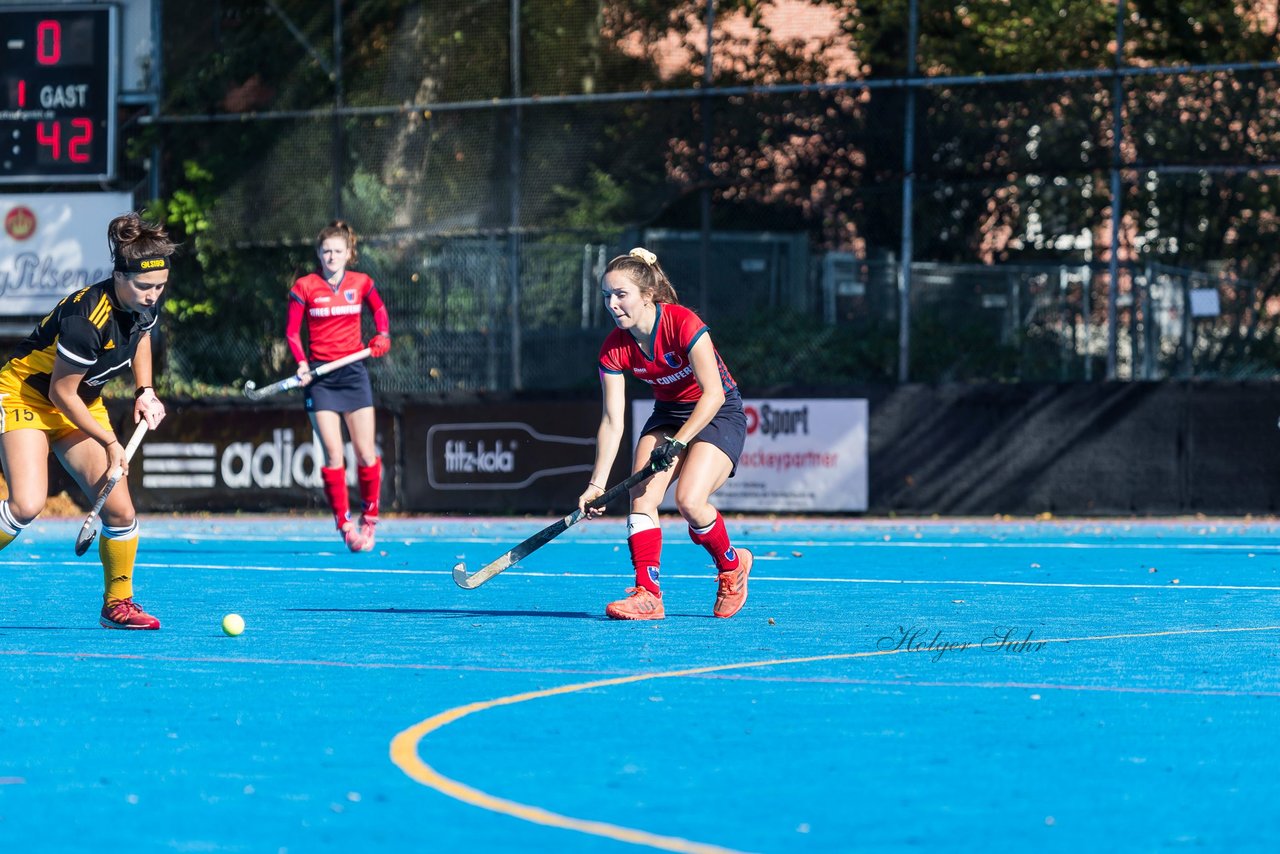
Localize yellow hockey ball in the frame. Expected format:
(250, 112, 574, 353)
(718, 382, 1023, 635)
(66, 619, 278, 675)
(222, 613, 245, 636)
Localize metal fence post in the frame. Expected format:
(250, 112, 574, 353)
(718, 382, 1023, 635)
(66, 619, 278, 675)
(1106, 0, 1127, 380)
(1182, 271, 1194, 378)
(897, 0, 919, 383)
(1141, 264, 1155, 379)
(1082, 265, 1093, 381)
(699, 0, 716, 314)
(508, 0, 523, 390)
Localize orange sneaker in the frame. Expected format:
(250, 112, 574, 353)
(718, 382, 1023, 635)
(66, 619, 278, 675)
(357, 516, 377, 551)
(713, 548, 752, 618)
(100, 597, 161, 630)
(342, 522, 372, 553)
(605, 587, 665, 621)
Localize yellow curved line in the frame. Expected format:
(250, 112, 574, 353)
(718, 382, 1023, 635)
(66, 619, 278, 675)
(391, 625, 1280, 851)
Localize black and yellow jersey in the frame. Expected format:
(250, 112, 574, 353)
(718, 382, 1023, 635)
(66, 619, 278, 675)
(1, 278, 158, 404)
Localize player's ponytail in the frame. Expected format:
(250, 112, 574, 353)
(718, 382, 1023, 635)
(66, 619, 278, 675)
(108, 212, 176, 271)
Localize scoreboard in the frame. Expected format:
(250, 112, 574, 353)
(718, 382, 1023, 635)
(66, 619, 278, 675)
(0, 5, 117, 183)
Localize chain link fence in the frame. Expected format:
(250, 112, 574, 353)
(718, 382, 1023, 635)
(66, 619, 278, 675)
(135, 1, 1280, 393)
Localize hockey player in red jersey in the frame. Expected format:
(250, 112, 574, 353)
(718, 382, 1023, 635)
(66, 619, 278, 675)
(577, 248, 752, 621)
(285, 221, 391, 552)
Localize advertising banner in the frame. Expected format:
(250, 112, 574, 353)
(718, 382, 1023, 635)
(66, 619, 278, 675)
(400, 400, 627, 513)
(124, 405, 396, 513)
(632, 397, 868, 512)
(1, 192, 133, 315)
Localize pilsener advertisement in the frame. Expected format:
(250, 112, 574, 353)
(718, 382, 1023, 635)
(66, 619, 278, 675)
(1, 192, 133, 315)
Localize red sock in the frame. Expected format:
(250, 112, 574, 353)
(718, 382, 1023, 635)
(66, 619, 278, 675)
(628, 527, 663, 596)
(320, 466, 350, 530)
(688, 512, 740, 572)
(357, 460, 381, 521)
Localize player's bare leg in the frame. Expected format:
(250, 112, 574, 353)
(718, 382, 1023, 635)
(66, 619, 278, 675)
(675, 443, 751, 618)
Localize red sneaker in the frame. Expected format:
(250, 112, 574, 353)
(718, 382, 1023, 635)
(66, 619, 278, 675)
(100, 598, 161, 630)
(605, 587, 665, 621)
(713, 548, 753, 618)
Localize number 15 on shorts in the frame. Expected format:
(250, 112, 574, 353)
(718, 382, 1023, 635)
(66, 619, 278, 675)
(3, 404, 37, 431)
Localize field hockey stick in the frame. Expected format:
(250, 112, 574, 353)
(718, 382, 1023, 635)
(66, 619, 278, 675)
(74, 420, 149, 556)
(242, 347, 373, 401)
(453, 461, 661, 589)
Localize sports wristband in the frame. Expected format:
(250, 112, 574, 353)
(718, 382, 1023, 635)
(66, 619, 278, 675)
(134, 386, 153, 398)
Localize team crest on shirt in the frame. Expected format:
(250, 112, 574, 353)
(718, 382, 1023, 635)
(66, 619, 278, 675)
(661, 351, 683, 369)
(344, 290, 357, 303)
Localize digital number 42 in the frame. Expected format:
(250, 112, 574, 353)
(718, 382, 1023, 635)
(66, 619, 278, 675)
(36, 119, 93, 163)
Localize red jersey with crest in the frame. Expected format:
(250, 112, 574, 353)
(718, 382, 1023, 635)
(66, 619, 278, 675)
(598, 303, 736, 403)
(286, 271, 386, 363)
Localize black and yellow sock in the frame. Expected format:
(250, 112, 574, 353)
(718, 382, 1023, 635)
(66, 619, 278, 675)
(0, 500, 28, 551)
(100, 520, 139, 602)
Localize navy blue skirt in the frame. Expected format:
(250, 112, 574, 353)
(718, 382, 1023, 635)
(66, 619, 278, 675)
(304, 362, 374, 413)
(640, 389, 747, 476)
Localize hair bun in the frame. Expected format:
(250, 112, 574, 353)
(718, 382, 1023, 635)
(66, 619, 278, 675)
(628, 247, 657, 266)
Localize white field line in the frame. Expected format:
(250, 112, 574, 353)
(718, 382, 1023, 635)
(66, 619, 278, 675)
(68, 531, 1280, 551)
(5, 559, 1279, 591)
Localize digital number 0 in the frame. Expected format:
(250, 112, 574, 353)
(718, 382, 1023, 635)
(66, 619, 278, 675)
(36, 20, 62, 65)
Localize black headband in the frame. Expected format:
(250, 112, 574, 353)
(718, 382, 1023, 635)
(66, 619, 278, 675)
(114, 255, 171, 274)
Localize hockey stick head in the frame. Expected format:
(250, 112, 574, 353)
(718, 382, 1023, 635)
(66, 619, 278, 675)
(74, 527, 97, 557)
(243, 375, 302, 401)
(242, 380, 268, 401)
(452, 562, 473, 588)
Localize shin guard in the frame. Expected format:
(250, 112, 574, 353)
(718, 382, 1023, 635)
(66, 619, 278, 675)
(100, 520, 140, 603)
(320, 466, 351, 530)
(688, 511, 741, 572)
(356, 459, 381, 522)
(0, 500, 28, 551)
(627, 513, 663, 596)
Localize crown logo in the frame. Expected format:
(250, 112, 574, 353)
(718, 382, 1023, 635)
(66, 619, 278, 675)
(5, 206, 36, 241)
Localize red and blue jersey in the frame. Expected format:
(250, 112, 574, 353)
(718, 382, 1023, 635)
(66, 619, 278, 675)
(286, 271, 388, 363)
(598, 303, 736, 403)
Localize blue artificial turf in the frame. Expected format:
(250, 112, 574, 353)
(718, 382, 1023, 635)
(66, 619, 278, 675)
(1, 516, 1278, 852)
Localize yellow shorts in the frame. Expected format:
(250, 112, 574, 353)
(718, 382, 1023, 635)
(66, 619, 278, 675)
(0, 369, 111, 442)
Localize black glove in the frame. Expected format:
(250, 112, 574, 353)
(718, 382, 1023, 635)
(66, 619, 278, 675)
(649, 437, 687, 472)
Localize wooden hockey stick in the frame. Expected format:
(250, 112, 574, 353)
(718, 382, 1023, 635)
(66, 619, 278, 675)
(243, 347, 373, 401)
(453, 462, 661, 589)
(74, 420, 149, 556)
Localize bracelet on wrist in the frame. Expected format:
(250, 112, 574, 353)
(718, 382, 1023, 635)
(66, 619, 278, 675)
(134, 385, 153, 399)
(589, 482, 603, 490)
